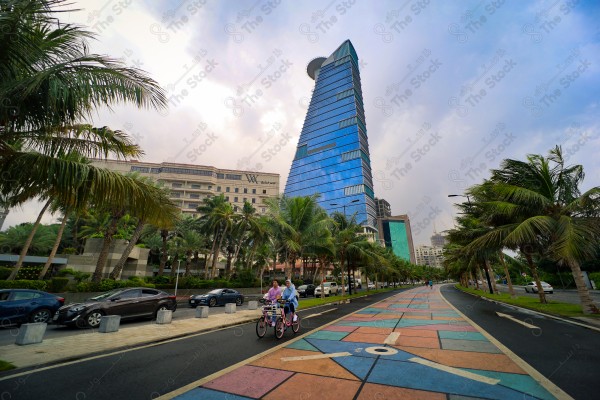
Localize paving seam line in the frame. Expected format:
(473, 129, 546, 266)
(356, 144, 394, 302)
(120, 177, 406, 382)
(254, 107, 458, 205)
(456, 286, 600, 333)
(156, 290, 405, 399)
(439, 286, 573, 400)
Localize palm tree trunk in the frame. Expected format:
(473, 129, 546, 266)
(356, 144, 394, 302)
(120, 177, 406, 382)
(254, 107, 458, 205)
(484, 258, 498, 294)
(109, 220, 145, 279)
(38, 210, 69, 279)
(158, 229, 168, 276)
(523, 251, 547, 304)
(184, 250, 193, 277)
(476, 268, 486, 292)
(211, 226, 227, 278)
(206, 228, 219, 278)
(568, 259, 599, 314)
(92, 215, 120, 283)
(498, 252, 516, 298)
(8, 199, 52, 280)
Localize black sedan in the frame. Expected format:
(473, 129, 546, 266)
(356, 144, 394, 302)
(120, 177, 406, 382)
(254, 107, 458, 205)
(297, 284, 316, 298)
(0, 289, 65, 326)
(189, 289, 244, 307)
(53, 287, 177, 328)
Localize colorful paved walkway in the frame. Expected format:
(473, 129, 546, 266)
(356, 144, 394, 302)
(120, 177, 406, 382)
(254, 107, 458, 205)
(167, 286, 567, 399)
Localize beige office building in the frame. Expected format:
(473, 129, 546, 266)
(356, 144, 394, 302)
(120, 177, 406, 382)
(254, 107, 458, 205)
(93, 160, 280, 217)
(414, 245, 445, 268)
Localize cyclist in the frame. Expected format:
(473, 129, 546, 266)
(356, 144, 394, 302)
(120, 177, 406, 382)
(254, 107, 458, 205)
(266, 279, 282, 326)
(279, 279, 298, 323)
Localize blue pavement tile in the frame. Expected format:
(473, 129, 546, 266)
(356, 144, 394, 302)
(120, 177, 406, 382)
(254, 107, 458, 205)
(305, 338, 415, 361)
(333, 354, 377, 380)
(305, 331, 349, 341)
(174, 387, 253, 400)
(368, 359, 545, 400)
(438, 331, 487, 341)
(461, 369, 556, 400)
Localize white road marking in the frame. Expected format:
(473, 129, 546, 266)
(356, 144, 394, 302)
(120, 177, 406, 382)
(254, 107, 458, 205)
(303, 308, 338, 319)
(496, 312, 539, 329)
(384, 332, 400, 345)
(409, 357, 500, 385)
(281, 352, 352, 362)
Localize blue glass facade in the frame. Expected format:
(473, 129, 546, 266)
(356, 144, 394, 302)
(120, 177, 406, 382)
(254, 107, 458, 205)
(284, 40, 377, 230)
(382, 220, 411, 262)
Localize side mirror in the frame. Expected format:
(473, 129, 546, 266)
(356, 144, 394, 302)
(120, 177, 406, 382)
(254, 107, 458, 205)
(110, 297, 121, 301)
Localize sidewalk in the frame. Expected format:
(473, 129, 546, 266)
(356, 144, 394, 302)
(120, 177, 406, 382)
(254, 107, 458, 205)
(164, 286, 569, 400)
(0, 309, 262, 369)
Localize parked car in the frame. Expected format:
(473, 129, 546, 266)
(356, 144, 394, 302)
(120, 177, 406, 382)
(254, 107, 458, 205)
(189, 288, 244, 307)
(297, 284, 316, 298)
(54, 287, 177, 328)
(367, 282, 375, 290)
(314, 282, 339, 297)
(524, 281, 553, 294)
(0, 289, 64, 326)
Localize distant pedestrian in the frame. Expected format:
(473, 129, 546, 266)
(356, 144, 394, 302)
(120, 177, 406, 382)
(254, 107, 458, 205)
(428, 280, 433, 289)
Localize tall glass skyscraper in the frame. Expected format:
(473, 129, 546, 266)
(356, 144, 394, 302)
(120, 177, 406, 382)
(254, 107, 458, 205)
(284, 40, 377, 232)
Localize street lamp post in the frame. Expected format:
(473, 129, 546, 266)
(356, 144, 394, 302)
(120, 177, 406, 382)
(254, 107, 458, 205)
(447, 194, 494, 294)
(330, 199, 360, 295)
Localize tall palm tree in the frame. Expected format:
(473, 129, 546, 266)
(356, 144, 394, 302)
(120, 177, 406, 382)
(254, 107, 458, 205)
(198, 195, 236, 278)
(469, 147, 600, 313)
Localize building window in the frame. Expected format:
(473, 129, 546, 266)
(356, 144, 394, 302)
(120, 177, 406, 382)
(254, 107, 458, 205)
(243, 188, 248, 194)
(243, 198, 247, 202)
(208, 185, 212, 190)
(170, 192, 181, 198)
(234, 188, 239, 193)
(344, 184, 365, 196)
(188, 203, 198, 209)
(252, 198, 256, 204)
(225, 196, 229, 201)
(234, 197, 238, 202)
(189, 194, 200, 199)
(172, 183, 183, 188)
(261, 207, 266, 213)
(252, 189, 256, 194)
(190, 184, 200, 189)
(217, 186, 221, 192)
(262, 189, 267, 194)
(226, 187, 230, 192)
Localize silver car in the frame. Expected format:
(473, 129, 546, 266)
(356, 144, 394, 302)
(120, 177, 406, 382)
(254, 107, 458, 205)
(524, 281, 553, 294)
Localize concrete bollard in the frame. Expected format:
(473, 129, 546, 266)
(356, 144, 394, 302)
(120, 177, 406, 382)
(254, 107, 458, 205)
(248, 300, 258, 310)
(195, 306, 209, 318)
(225, 303, 236, 314)
(99, 315, 121, 333)
(15, 322, 47, 345)
(156, 310, 173, 324)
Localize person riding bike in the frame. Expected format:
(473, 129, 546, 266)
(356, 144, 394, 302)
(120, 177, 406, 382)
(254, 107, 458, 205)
(266, 279, 282, 326)
(278, 279, 298, 322)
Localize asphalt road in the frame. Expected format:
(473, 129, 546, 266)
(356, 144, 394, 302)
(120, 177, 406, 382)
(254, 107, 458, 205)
(0, 290, 404, 400)
(441, 284, 600, 400)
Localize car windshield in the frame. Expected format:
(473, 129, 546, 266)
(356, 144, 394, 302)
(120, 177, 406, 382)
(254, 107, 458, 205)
(88, 289, 124, 301)
(323, 283, 331, 287)
(298, 285, 307, 290)
(208, 289, 223, 294)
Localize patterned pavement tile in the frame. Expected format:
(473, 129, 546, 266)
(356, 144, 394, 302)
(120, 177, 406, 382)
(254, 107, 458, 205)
(323, 325, 358, 332)
(306, 338, 416, 362)
(394, 346, 527, 374)
(438, 331, 487, 341)
(250, 348, 359, 380)
(354, 326, 394, 335)
(342, 331, 390, 345)
(306, 330, 350, 340)
(440, 338, 502, 353)
(393, 328, 439, 338)
(201, 365, 293, 399)
(338, 319, 399, 328)
(176, 387, 253, 399)
(461, 368, 556, 400)
(401, 324, 478, 332)
(401, 314, 433, 320)
(264, 373, 361, 399)
(357, 382, 447, 400)
(286, 339, 320, 352)
(395, 335, 440, 349)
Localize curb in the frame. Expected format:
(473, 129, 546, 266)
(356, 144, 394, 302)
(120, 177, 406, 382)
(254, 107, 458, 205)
(454, 286, 600, 333)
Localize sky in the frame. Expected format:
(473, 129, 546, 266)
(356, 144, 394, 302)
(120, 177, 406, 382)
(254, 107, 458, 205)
(4, 0, 600, 247)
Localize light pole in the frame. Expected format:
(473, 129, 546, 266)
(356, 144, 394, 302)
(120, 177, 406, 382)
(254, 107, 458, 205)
(447, 194, 494, 294)
(329, 199, 360, 295)
(174, 259, 182, 296)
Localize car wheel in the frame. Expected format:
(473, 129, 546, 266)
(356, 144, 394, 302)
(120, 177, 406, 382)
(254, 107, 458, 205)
(29, 308, 52, 323)
(209, 297, 217, 307)
(85, 311, 104, 328)
(235, 297, 243, 306)
(524, 288, 529, 293)
(549, 291, 553, 294)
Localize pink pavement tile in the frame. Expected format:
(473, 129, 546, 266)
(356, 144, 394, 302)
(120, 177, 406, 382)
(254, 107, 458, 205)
(202, 365, 293, 398)
(324, 325, 358, 332)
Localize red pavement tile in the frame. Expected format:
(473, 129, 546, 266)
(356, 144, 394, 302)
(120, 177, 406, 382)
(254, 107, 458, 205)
(395, 336, 440, 349)
(357, 382, 446, 400)
(250, 348, 359, 380)
(202, 365, 293, 398)
(264, 373, 361, 400)
(343, 332, 389, 345)
(394, 346, 527, 374)
(355, 326, 394, 335)
(324, 325, 358, 332)
(402, 315, 433, 320)
(401, 324, 478, 332)
(393, 328, 439, 338)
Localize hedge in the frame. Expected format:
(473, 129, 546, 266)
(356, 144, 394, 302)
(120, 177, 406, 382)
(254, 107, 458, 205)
(0, 280, 47, 290)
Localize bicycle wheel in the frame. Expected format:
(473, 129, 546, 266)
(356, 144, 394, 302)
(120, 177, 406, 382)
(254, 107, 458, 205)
(292, 315, 300, 333)
(274, 317, 285, 340)
(256, 317, 267, 338)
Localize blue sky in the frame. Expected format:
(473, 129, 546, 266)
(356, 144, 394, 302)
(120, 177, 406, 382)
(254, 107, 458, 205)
(5, 0, 600, 246)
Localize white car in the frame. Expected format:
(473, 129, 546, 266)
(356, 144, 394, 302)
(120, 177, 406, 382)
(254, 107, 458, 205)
(524, 281, 553, 294)
(367, 282, 375, 290)
(314, 282, 339, 297)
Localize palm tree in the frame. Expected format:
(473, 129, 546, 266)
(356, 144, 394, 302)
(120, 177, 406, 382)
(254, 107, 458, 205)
(198, 195, 236, 278)
(468, 147, 600, 313)
(331, 211, 370, 296)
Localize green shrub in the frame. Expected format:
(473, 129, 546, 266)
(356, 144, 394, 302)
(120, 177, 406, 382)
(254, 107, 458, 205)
(0, 280, 47, 290)
(155, 283, 175, 289)
(0, 267, 12, 280)
(62, 247, 77, 255)
(76, 282, 98, 292)
(50, 277, 69, 292)
(151, 275, 172, 284)
(15, 266, 43, 280)
(589, 272, 600, 289)
(98, 279, 117, 291)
